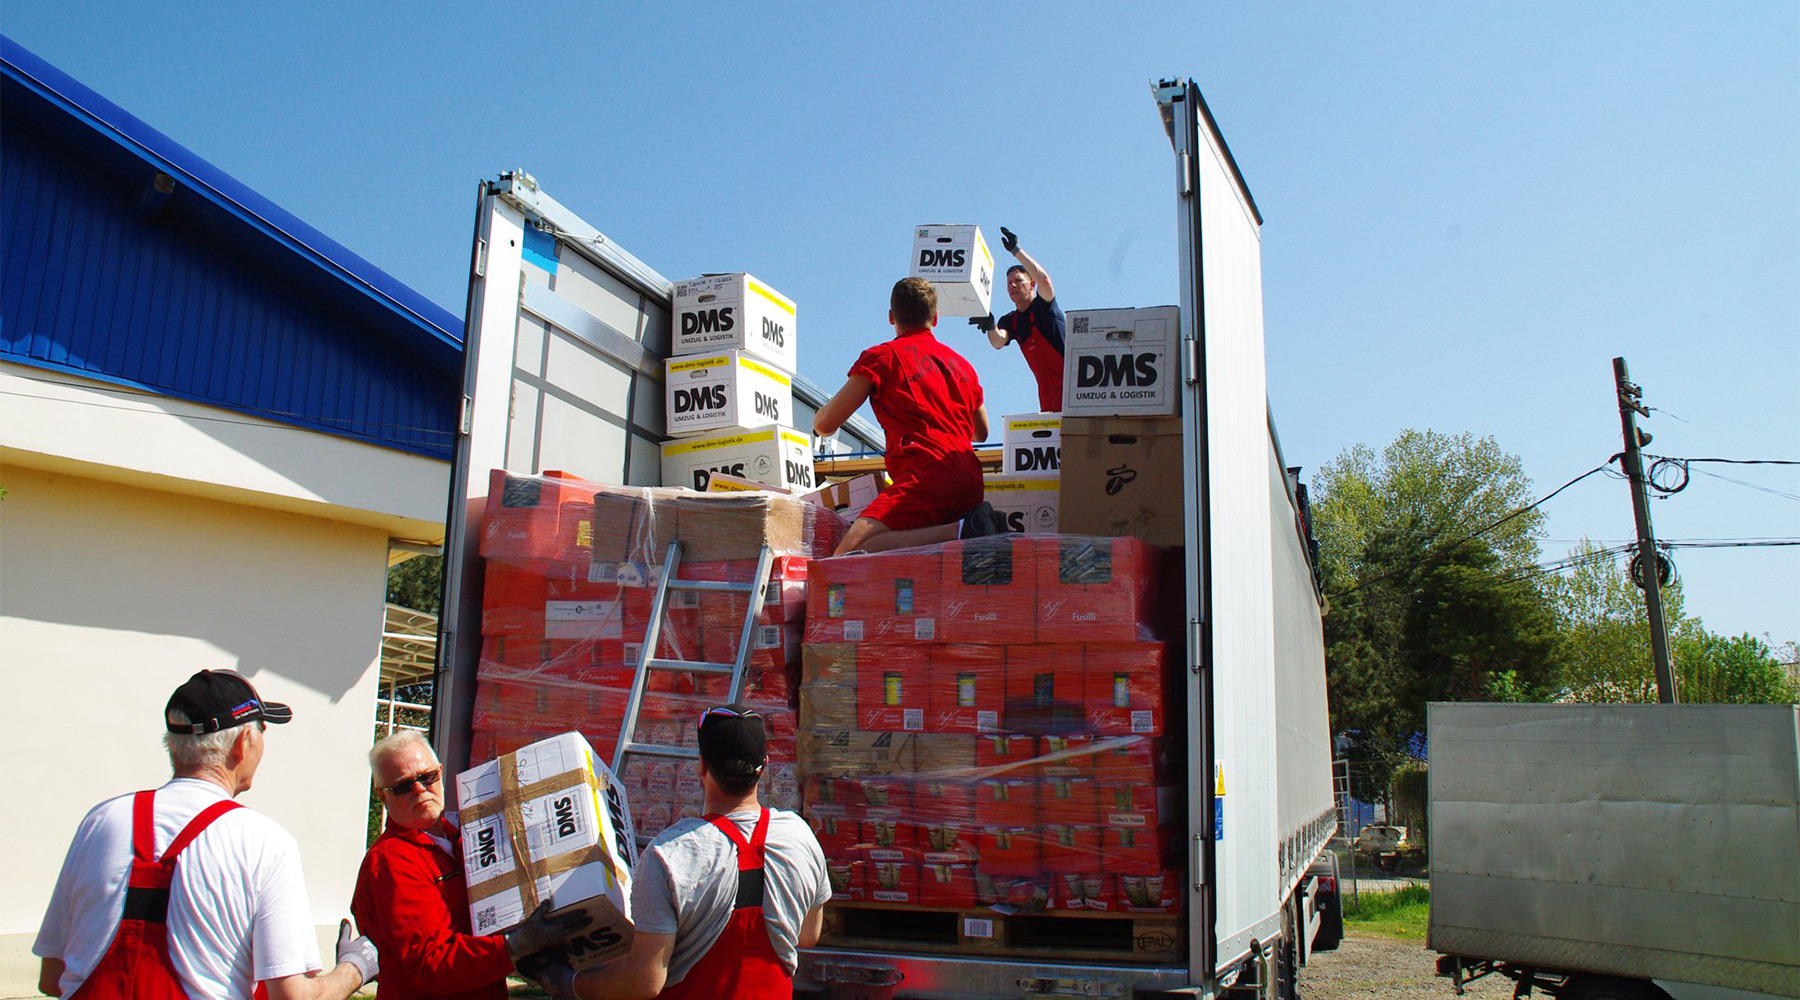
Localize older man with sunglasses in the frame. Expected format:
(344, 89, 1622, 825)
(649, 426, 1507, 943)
(351, 731, 588, 1000)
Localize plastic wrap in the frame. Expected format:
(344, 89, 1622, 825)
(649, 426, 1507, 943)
(469, 471, 843, 841)
(798, 536, 1181, 918)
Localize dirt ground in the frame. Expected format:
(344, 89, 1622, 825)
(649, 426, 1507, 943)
(1300, 931, 1512, 1000)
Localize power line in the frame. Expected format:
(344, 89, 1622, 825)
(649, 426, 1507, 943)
(1647, 455, 1800, 466)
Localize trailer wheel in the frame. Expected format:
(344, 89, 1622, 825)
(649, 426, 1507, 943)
(1565, 976, 1673, 1000)
(1275, 903, 1300, 1000)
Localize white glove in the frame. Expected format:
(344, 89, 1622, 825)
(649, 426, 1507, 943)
(335, 918, 379, 984)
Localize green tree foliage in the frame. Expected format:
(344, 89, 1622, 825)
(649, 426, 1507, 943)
(1552, 541, 1799, 704)
(1313, 431, 1561, 799)
(386, 554, 443, 614)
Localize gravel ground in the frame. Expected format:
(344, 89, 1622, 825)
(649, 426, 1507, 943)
(1300, 931, 1512, 1000)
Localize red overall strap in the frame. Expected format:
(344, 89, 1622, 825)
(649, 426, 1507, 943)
(657, 810, 787, 1000)
(703, 809, 770, 869)
(158, 800, 242, 866)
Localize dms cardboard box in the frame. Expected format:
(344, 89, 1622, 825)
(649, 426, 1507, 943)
(665, 351, 792, 437)
(1061, 306, 1180, 417)
(457, 732, 636, 968)
(1058, 417, 1184, 547)
(1001, 412, 1062, 474)
(909, 224, 995, 317)
(672, 272, 798, 372)
(662, 425, 814, 493)
(983, 474, 1060, 535)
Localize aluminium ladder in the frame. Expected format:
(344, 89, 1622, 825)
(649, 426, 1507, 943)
(609, 541, 774, 784)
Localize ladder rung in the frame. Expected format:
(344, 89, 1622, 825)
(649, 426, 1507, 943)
(621, 742, 699, 761)
(644, 658, 735, 675)
(665, 579, 757, 594)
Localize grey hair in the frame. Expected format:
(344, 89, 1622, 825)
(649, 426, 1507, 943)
(370, 729, 437, 774)
(164, 710, 260, 769)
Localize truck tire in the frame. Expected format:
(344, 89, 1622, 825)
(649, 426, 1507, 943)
(1566, 976, 1673, 1000)
(1275, 903, 1300, 1000)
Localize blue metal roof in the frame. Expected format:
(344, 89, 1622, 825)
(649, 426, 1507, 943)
(1, 36, 463, 460)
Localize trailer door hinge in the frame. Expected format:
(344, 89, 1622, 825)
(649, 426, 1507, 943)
(1183, 335, 1199, 385)
(474, 239, 487, 278)
(1193, 834, 1207, 887)
(1190, 618, 1203, 671)
(460, 395, 473, 435)
(1178, 151, 1193, 196)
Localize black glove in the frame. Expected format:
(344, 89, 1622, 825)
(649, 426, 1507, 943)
(517, 952, 578, 999)
(1000, 226, 1019, 254)
(967, 314, 996, 333)
(505, 901, 592, 959)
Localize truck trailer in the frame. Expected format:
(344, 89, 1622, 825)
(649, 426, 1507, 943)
(431, 77, 1340, 999)
(1429, 702, 1800, 1000)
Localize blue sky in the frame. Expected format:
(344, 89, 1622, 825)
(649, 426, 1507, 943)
(8, 3, 1795, 643)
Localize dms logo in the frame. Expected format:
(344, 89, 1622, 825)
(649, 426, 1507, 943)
(753, 392, 781, 420)
(564, 924, 626, 959)
(918, 248, 966, 269)
(473, 827, 498, 868)
(693, 462, 747, 489)
(1001, 510, 1027, 533)
(672, 384, 727, 413)
(1011, 445, 1059, 472)
(1076, 353, 1159, 388)
(681, 307, 735, 335)
(761, 317, 786, 347)
(785, 459, 814, 488)
(553, 795, 578, 838)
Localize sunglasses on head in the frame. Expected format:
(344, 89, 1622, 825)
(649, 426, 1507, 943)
(384, 768, 441, 796)
(699, 705, 758, 727)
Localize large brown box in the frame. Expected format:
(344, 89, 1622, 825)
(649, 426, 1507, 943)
(1057, 417, 1184, 547)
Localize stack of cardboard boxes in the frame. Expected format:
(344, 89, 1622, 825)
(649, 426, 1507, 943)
(469, 472, 841, 840)
(797, 535, 1182, 916)
(985, 412, 1062, 535)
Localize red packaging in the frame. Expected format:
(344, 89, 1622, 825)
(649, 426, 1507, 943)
(826, 859, 866, 902)
(917, 820, 978, 861)
(855, 776, 911, 817)
(975, 827, 1041, 876)
(1084, 642, 1168, 736)
(974, 734, 1038, 773)
(481, 561, 547, 638)
(1051, 872, 1114, 912)
(622, 584, 703, 662)
(867, 860, 920, 905)
(1039, 778, 1102, 824)
(913, 778, 977, 824)
(863, 817, 916, 861)
(982, 873, 1053, 913)
(937, 536, 1036, 644)
(974, 779, 1038, 828)
(811, 813, 860, 860)
(1101, 825, 1175, 876)
(855, 647, 929, 732)
(1115, 870, 1181, 913)
(924, 644, 1006, 734)
(479, 469, 599, 567)
(1098, 783, 1178, 829)
(919, 862, 977, 909)
(1003, 645, 1086, 734)
(806, 548, 940, 643)
(1034, 735, 1099, 778)
(1033, 536, 1159, 642)
(1040, 823, 1103, 870)
(1089, 736, 1176, 783)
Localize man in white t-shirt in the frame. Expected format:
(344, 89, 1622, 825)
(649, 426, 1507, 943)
(34, 669, 379, 1000)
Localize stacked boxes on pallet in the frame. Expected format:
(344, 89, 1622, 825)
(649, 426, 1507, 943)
(470, 470, 845, 841)
(798, 534, 1182, 919)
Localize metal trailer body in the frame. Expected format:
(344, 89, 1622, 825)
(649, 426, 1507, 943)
(431, 78, 1338, 998)
(1429, 703, 1800, 1000)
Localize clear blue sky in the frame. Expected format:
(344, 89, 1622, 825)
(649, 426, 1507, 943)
(8, 3, 1795, 644)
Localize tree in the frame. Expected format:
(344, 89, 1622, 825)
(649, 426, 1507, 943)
(386, 554, 443, 614)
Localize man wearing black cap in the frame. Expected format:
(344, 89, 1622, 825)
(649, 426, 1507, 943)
(34, 669, 379, 1000)
(523, 703, 830, 1000)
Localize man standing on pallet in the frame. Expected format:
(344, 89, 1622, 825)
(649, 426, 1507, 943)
(974, 226, 1066, 412)
(34, 669, 378, 1000)
(522, 704, 830, 1000)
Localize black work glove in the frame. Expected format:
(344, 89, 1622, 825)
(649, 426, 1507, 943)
(505, 901, 592, 959)
(1000, 226, 1019, 254)
(517, 952, 578, 999)
(967, 314, 996, 333)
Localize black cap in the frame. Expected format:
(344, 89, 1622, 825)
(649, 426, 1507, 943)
(165, 670, 294, 734)
(697, 703, 766, 778)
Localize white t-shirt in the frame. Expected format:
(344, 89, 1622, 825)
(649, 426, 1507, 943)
(632, 807, 830, 986)
(34, 778, 322, 1000)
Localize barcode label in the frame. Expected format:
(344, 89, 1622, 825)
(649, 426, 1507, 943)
(1131, 710, 1155, 733)
(845, 620, 864, 641)
(756, 625, 781, 649)
(963, 917, 994, 938)
(977, 710, 999, 731)
(903, 708, 924, 731)
(913, 618, 936, 641)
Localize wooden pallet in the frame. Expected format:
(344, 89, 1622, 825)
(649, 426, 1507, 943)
(821, 902, 1184, 963)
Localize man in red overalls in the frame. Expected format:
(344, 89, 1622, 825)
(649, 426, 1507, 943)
(34, 669, 377, 1000)
(522, 704, 831, 1000)
(974, 226, 1067, 412)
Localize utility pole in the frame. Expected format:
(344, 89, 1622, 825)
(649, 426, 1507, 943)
(1612, 357, 1677, 703)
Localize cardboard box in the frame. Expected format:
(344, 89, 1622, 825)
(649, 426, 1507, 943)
(456, 732, 635, 968)
(589, 485, 683, 566)
(1057, 416, 1185, 547)
(480, 470, 600, 568)
(802, 472, 888, 524)
(811, 815, 861, 857)
(920, 862, 977, 908)
(799, 645, 858, 731)
(798, 729, 917, 778)
(1061, 306, 1180, 417)
(806, 548, 940, 643)
(1034, 536, 1160, 642)
(1098, 783, 1179, 829)
(909, 224, 994, 317)
(937, 536, 1036, 644)
(1035, 735, 1099, 779)
(1054, 872, 1114, 912)
(868, 860, 921, 904)
(974, 827, 1041, 876)
(481, 561, 547, 638)
(1089, 735, 1176, 783)
(855, 647, 929, 732)
(1116, 870, 1181, 913)
(914, 778, 978, 825)
(1040, 778, 1102, 824)
(974, 734, 1038, 772)
(662, 425, 814, 493)
(1001, 412, 1062, 474)
(912, 734, 977, 774)
(1083, 642, 1168, 736)
(1041, 824, 1103, 870)
(665, 351, 793, 437)
(1102, 825, 1175, 876)
(672, 272, 797, 372)
(1003, 645, 1086, 734)
(864, 817, 916, 859)
(670, 490, 809, 562)
(974, 778, 1038, 828)
(826, 859, 866, 901)
(924, 644, 1005, 734)
(983, 474, 1060, 535)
